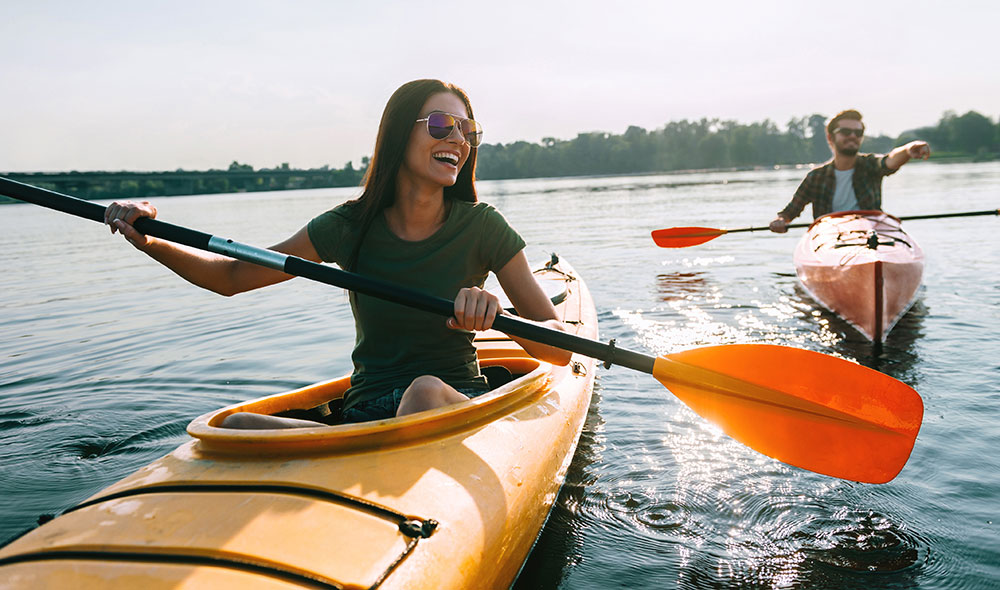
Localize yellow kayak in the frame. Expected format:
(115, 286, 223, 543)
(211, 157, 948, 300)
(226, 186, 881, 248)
(0, 257, 598, 590)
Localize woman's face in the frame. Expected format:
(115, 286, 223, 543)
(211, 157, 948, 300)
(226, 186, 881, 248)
(399, 91, 472, 191)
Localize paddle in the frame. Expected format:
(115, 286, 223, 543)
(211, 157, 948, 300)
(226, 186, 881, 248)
(1, 177, 923, 484)
(652, 208, 1000, 248)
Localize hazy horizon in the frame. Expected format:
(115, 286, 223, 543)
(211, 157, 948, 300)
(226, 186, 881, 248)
(3, 0, 997, 173)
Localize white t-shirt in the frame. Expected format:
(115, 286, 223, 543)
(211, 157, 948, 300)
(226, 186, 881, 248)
(832, 168, 859, 212)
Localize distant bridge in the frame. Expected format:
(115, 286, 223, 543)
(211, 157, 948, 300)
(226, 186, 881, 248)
(0, 169, 364, 202)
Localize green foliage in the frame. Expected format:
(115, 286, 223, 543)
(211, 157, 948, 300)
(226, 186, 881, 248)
(477, 111, 998, 180)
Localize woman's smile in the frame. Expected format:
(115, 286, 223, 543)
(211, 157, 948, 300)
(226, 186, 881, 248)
(433, 150, 461, 167)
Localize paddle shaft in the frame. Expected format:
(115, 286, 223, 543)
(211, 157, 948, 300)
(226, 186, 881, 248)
(0, 177, 656, 374)
(723, 208, 1000, 234)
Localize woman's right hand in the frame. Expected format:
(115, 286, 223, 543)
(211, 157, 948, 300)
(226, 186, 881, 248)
(105, 201, 157, 248)
(448, 286, 501, 332)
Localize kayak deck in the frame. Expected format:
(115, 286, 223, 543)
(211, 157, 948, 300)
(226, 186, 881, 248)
(0, 257, 599, 590)
(793, 210, 924, 343)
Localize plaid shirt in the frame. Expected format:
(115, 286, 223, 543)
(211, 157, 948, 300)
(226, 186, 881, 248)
(778, 153, 897, 221)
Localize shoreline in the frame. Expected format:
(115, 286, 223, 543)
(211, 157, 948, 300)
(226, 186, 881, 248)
(1, 156, 995, 204)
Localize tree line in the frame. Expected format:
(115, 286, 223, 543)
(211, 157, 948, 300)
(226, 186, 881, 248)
(2, 110, 996, 202)
(475, 109, 998, 179)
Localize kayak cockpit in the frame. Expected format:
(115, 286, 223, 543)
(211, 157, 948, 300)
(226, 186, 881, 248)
(186, 355, 554, 455)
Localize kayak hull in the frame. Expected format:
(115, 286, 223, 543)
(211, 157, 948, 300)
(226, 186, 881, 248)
(793, 211, 924, 343)
(0, 258, 598, 590)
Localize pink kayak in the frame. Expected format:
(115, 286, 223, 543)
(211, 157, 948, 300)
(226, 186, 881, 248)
(793, 210, 924, 343)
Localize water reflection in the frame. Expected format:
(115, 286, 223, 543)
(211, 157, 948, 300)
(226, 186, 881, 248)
(793, 508, 928, 588)
(656, 271, 711, 303)
(485, 176, 758, 200)
(791, 285, 927, 376)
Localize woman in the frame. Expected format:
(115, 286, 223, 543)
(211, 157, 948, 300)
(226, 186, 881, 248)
(104, 79, 571, 427)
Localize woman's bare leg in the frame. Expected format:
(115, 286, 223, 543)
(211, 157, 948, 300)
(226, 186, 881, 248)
(220, 412, 326, 430)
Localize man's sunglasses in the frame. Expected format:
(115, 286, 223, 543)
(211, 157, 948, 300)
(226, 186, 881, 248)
(834, 127, 864, 138)
(416, 112, 483, 147)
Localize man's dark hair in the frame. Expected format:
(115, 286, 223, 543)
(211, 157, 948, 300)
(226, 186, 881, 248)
(826, 109, 864, 136)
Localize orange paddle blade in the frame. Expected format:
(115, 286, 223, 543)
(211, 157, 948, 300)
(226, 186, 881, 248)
(653, 344, 923, 483)
(651, 227, 727, 248)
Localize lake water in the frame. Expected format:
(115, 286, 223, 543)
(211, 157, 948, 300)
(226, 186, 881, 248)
(1, 162, 998, 589)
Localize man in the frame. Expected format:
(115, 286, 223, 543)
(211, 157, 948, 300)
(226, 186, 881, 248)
(769, 109, 931, 232)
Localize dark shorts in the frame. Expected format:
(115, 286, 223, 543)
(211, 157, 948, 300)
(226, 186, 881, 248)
(341, 384, 491, 424)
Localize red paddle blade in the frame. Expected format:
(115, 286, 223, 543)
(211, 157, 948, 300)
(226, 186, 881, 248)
(652, 344, 923, 483)
(651, 227, 726, 248)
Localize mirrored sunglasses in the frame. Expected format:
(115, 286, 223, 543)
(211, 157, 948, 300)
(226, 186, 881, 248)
(416, 112, 483, 147)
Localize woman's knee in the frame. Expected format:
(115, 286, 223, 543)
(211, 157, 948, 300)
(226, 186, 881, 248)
(397, 376, 464, 415)
(407, 375, 447, 396)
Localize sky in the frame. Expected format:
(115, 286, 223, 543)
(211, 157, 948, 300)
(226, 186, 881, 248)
(1, 0, 997, 173)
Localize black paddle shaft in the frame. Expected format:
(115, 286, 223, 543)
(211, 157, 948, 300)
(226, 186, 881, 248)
(0, 177, 656, 374)
(729, 208, 999, 234)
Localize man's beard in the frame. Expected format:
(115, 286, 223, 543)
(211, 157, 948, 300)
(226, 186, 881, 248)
(836, 145, 859, 157)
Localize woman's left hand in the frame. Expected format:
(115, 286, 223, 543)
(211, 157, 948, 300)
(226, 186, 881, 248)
(448, 286, 501, 332)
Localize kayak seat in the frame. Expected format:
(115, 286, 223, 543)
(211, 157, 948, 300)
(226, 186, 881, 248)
(274, 398, 343, 425)
(482, 365, 514, 389)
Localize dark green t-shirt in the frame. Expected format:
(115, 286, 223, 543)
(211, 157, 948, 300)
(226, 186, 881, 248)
(307, 199, 526, 411)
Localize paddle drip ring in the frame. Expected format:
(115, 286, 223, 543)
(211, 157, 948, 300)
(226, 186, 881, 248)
(603, 338, 617, 369)
(399, 519, 439, 539)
